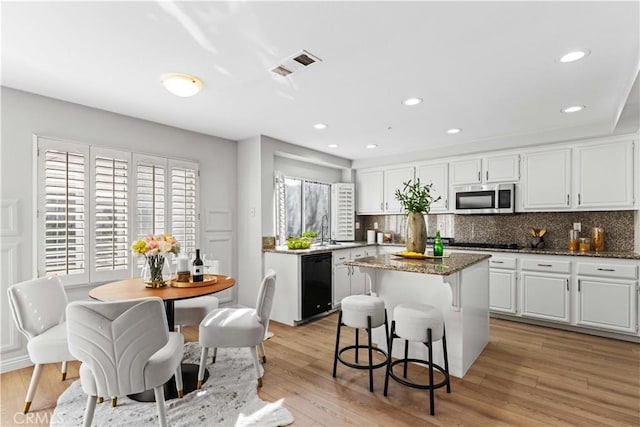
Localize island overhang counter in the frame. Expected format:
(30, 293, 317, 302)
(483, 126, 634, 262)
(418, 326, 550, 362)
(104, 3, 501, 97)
(344, 252, 491, 378)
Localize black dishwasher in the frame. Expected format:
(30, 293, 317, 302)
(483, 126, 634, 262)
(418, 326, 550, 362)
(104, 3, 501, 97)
(301, 252, 332, 319)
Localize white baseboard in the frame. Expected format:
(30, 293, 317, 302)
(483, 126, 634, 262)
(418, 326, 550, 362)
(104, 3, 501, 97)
(0, 355, 32, 374)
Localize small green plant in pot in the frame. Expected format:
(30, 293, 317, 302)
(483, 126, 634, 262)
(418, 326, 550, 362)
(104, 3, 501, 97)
(395, 178, 441, 254)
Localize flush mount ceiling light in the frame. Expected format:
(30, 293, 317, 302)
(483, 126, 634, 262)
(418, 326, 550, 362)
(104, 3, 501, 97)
(366, 144, 378, 149)
(559, 49, 590, 63)
(328, 144, 338, 148)
(562, 105, 586, 113)
(161, 73, 203, 97)
(402, 97, 423, 106)
(313, 123, 328, 130)
(447, 128, 462, 134)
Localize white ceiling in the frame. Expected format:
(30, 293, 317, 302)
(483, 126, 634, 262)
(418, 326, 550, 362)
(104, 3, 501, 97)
(2, 1, 639, 162)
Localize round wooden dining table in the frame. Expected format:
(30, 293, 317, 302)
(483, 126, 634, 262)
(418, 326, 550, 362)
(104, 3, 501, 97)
(89, 275, 235, 401)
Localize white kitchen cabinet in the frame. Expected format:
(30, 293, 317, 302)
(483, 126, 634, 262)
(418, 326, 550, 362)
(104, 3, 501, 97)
(577, 278, 637, 333)
(489, 257, 518, 314)
(451, 154, 519, 186)
(416, 162, 450, 212)
(332, 247, 374, 306)
(521, 272, 571, 323)
(575, 259, 638, 333)
(356, 166, 414, 214)
(383, 166, 415, 213)
(574, 139, 636, 210)
(356, 170, 384, 213)
(522, 148, 572, 211)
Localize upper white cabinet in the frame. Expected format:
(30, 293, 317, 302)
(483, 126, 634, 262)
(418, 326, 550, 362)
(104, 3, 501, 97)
(522, 148, 572, 211)
(574, 139, 635, 210)
(357, 166, 414, 214)
(451, 154, 520, 186)
(415, 162, 450, 213)
(522, 138, 637, 212)
(356, 170, 384, 214)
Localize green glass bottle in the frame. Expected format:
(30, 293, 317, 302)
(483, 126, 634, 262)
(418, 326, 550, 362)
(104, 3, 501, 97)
(433, 230, 444, 256)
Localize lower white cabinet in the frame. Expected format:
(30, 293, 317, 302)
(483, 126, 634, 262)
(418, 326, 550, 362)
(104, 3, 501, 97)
(576, 278, 637, 333)
(521, 272, 570, 323)
(332, 247, 374, 306)
(489, 256, 517, 314)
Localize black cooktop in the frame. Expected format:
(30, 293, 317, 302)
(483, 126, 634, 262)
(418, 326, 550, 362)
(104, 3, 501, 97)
(426, 237, 519, 250)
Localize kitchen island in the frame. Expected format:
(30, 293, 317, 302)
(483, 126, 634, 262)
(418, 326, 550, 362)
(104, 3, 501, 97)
(345, 252, 491, 378)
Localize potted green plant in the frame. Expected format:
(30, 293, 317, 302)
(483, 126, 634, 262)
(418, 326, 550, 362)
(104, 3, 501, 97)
(395, 178, 441, 254)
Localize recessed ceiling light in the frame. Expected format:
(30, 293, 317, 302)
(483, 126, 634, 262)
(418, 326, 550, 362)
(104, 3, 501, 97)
(562, 105, 586, 113)
(328, 144, 338, 148)
(402, 97, 423, 106)
(447, 128, 462, 134)
(366, 144, 378, 149)
(161, 73, 203, 97)
(559, 49, 590, 63)
(313, 123, 328, 130)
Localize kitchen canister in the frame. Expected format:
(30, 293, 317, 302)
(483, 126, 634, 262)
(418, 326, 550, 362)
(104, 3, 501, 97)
(591, 226, 604, 252)
(377, 232, 384, 244)
(367, 230, 376, 244)
(568, 229, 579, 251)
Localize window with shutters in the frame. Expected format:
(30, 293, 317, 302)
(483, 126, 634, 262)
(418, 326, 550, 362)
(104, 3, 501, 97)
(37, 137, 199, 286)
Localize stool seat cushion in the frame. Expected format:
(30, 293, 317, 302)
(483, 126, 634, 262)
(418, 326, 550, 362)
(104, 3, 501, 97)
(341, 295, 386, 328)
(394, 303, 444, 342)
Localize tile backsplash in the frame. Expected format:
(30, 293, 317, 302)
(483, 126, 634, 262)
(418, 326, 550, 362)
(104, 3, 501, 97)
(357, 210, 635, 252)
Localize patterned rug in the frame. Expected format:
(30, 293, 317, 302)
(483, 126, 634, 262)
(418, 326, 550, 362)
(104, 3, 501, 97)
(52, 343, 294, 426)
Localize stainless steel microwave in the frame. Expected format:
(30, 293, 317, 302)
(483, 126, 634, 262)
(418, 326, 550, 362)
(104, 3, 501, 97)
(454, 183, 515, 214)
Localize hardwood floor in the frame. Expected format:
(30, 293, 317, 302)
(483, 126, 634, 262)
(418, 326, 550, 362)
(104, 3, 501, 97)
(1, 315, 638, 426)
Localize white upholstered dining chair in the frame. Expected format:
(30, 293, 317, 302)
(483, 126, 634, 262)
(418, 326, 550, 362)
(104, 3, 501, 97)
(7, 276, 74, 413)
(197, 270, 276, 388)
(174, 296, 219, 333)
(66, 297, 184, 427)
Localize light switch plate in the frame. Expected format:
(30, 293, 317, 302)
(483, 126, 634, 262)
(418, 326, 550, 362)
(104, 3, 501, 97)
(573, 222, 581, 232)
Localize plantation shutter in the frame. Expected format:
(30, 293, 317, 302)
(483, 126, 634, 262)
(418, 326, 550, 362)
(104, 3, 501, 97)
(37, 137, 89, 286)
(169, 160, 198, 257)
(134, 155, 167, 239)
(90, 148, 131, 281)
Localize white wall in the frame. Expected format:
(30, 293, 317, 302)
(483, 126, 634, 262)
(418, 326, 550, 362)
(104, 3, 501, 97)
(274, 156, 343, 183)
(235, 134, 352, 307)
(0, 87, 237, 372)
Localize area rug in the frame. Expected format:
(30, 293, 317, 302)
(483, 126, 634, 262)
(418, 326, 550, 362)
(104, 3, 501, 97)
(52, 343, 294, 427)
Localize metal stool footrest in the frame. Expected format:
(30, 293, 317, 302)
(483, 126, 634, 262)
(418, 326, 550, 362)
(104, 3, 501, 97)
(388, 357, 449, 390)
(337, 344, 388, 370)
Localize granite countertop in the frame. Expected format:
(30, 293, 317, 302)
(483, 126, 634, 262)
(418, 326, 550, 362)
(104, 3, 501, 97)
(441, 245, 640, 260)
(263, 241, 375, 255)
(344, 253, 491, 276)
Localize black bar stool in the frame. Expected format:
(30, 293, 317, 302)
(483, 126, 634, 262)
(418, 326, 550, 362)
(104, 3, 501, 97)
(332, 294, 389, 392)
(384, 303, 451, 415)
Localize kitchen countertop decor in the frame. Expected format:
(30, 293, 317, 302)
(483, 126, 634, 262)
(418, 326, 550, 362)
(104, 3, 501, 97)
(344, 253, 491, 276)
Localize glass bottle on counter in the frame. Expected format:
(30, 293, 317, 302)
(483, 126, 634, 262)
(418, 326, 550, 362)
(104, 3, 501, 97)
(568, 229, 579, 251)
(591, 226, 604, 252)
(433, 230, 444, 257)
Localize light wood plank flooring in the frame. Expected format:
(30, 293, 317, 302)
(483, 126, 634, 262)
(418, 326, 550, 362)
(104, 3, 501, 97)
(1, 316, 638, 426)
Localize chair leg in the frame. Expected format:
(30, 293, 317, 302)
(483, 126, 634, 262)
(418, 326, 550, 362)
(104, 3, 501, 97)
(332, 310, 343, 378)
(175, 362, 184, 398)
(367, 315, 374, 392)
(197, 347, 208, 389)
(23, 363, 43, 413)
(176, 325, 182, 334)
(212, 348, 218, 364)
(97, 397, 104, 404)
(250, 346, 263, 387)
(83, 395, 97, 427)
(154, 385, 167, 427)
(355, 328, 359, 363)
(61, 361, 68, 381)
(427, 328, 435, 416)
(403, 339, 409, 378)
(111, 397, 117, 407)
(258, 341, 267, 363)
(384, 321, 396, 397)
(442, 327, 451, 393)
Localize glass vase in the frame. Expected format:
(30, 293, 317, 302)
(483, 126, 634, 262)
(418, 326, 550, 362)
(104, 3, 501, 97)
(142, 254, 172, 288)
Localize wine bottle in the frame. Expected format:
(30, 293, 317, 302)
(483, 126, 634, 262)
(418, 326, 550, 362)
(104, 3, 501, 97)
(433, 230, 444, 257)
(192, 249, 204, 282)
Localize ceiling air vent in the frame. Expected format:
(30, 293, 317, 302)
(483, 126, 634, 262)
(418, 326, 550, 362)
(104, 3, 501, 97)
(270, 49, 321, 77)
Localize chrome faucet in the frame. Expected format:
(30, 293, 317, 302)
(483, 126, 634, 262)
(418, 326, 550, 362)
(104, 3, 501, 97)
(321, 214, 329, 246)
